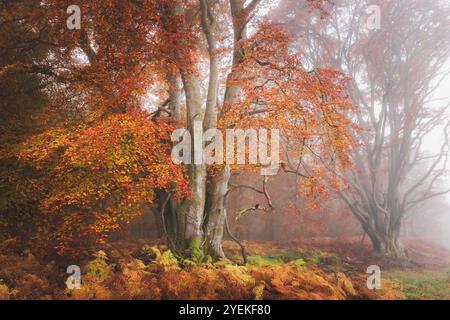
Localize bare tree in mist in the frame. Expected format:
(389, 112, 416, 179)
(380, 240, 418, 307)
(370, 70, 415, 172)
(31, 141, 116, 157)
(275, 0, 450, 256)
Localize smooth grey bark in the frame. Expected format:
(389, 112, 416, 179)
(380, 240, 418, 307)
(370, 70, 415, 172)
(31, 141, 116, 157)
(201, 0, 256, 259)
(157, 1, 207, 258)
(182, 72, 207, 256)
(167, 70, 184, 124)
(204, 166, 231, 258)
(159, 0, 261, 260)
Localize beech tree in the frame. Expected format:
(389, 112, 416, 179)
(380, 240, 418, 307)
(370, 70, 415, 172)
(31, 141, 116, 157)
(1, 0, 357, 259)
(275, 0, 450, 256)
(157, 0, 359, 260)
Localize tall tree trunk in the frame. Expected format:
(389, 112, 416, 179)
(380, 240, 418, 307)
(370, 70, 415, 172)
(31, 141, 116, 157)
(204, 166, 231, 258)
(182, 73, 207, 259)
(159, 0, 260, 262)
(359, 211, 404, 257)
(200, 0, 250, 260)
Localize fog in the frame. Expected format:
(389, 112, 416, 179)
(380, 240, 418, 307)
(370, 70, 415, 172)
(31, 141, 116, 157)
(251, 0, 450, 251)
(2, 0, 450, 301)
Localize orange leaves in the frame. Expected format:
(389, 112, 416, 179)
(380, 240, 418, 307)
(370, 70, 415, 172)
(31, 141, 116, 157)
(219, 22, 357, 204)
(14, 109, 189, 254)
(24, 0, 193, 118)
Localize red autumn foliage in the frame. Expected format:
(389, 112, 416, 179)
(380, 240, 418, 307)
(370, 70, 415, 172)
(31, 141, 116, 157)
(10, 109, 189, 255)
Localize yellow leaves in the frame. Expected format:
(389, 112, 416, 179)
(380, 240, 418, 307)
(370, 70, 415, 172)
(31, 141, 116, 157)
(10, 109, 189, 255)
(252, 282, 265, 300)
(335, 272, 357, 297)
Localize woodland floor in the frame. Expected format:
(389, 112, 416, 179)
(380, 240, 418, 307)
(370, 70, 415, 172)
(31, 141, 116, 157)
(1, 237, 450, 300)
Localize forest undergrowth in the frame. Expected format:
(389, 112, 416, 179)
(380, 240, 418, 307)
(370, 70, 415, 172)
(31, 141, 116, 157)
(2, 237, 449, 300)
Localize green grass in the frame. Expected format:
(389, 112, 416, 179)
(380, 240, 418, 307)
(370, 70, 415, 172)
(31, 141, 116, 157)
(246, 255, 306, 270)
(385, 269, 450, 300)
(247, 255, 284, 267)
(247, 249, 339, 270)
(264, 249, 340, 268)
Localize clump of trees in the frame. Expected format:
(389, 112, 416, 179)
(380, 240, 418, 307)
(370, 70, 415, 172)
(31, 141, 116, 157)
(275, 0, 450, 256)
(4, 0, 448, 261)
(0, 0, 357, 259)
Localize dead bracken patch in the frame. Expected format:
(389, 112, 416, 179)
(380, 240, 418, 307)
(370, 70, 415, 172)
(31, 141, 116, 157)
(1, 238, 430, 300)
